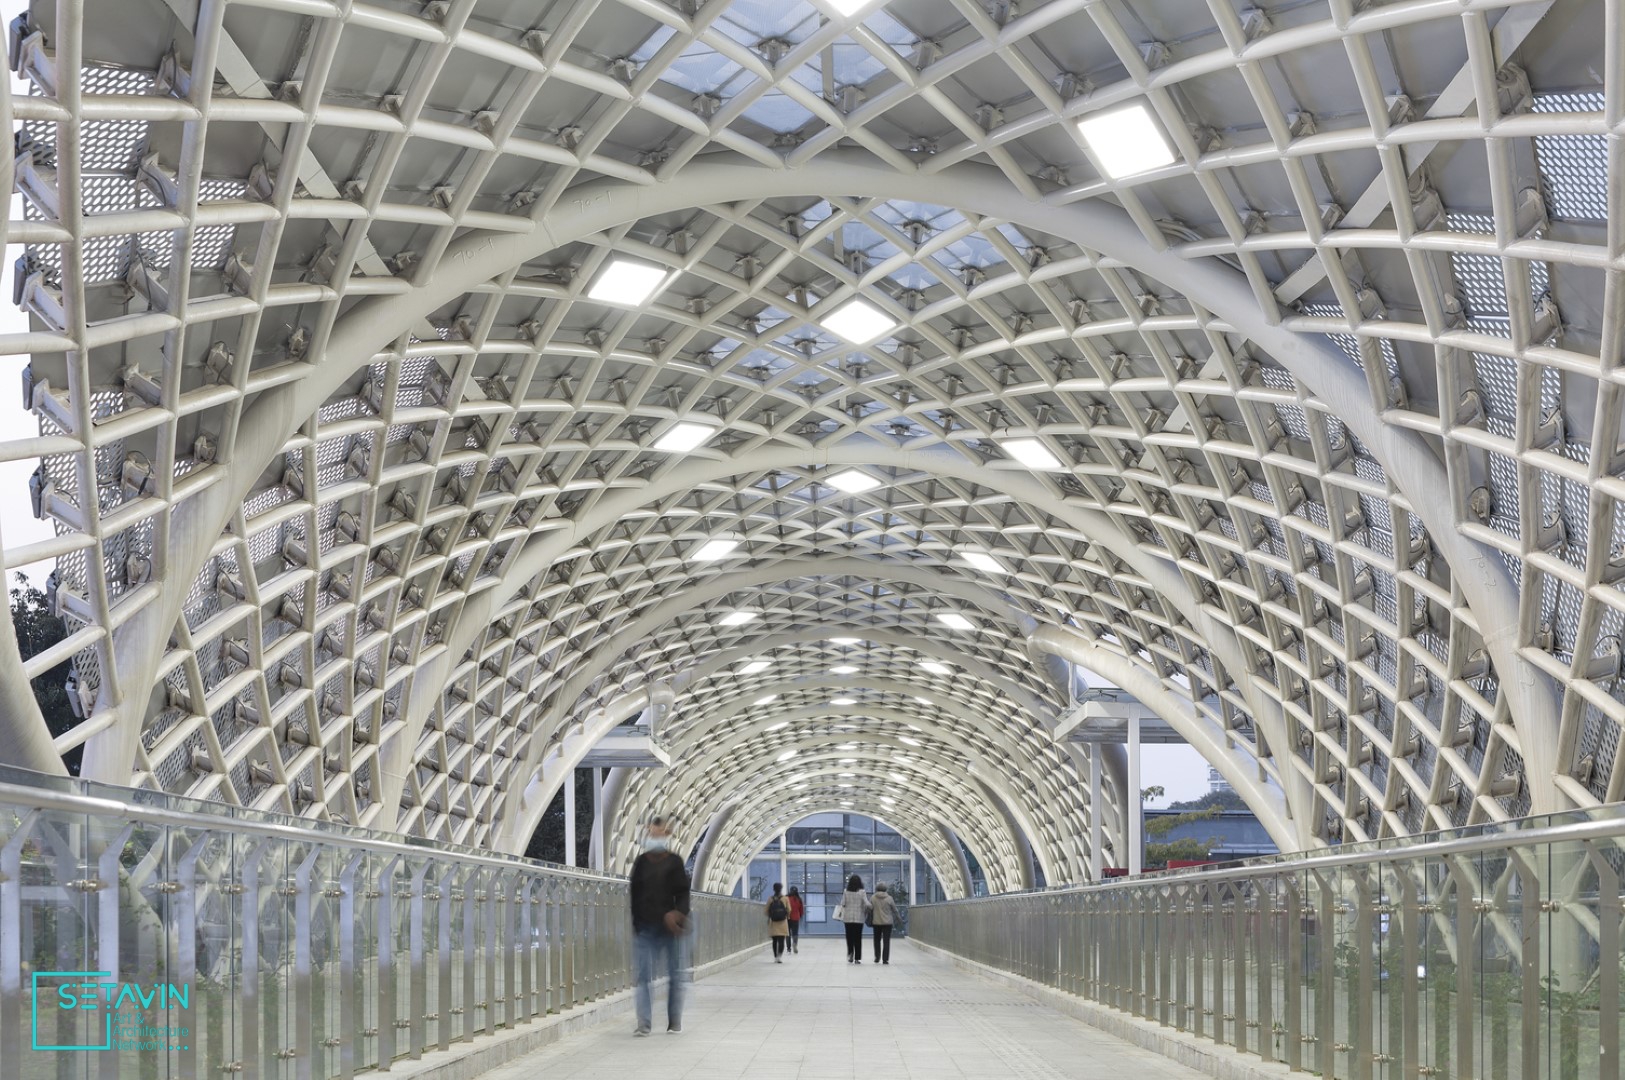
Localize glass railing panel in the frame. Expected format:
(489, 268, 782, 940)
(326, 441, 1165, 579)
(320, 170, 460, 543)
(915, 811, 1625, 1080)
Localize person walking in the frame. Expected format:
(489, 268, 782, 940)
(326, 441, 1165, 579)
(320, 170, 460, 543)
(627, 817, 690, 1036)
(765, 883, 791, 962)
(786, 886, 804, 953)
(835, 873, 871, 964)
(870, 883, 898, 964)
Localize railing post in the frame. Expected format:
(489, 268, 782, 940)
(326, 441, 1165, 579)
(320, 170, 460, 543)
(407, 862, 430, 1059)
(375, 855, 401, 1071)
(1282, 874, 1302, 1071)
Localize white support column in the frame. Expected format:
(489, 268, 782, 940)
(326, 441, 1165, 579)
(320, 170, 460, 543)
(778, 832, 788, 891)
(589, 768, 604, 870)
(1127, 716, 1142, 877)
(564, 767, 577, 867)
(909, 843, 918, 904)
(1089, 744, 1104, 880)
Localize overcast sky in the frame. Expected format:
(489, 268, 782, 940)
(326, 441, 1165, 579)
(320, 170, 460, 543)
(0, 2, 1217, 805)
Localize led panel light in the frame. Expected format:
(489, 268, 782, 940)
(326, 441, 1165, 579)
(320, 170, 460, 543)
(776, 749, 798, 762)
(899, 735, 923, 747)
(818, 297, 899, 343)
(653, 421, 717, 452)
(826, 469, 881, 494)
(1002, 437, 1065, 471)
(1076, 102, 1177, 179)
(889, 772, 908, 783)
(960, 550, 1006, 574)
(936, 612, 976, 631)
(739, 659, 773, 675)
(692, 538, 740, 561)
(839, 771, 855, 776)
(586, 258, 668, 305)
(919, 661, 952, 676)
(832, 697, 857, 705)
(829, 636, 862, 645)
(719, 611, 758, 626)
(756, 694, 780, 706)
(838, 743, 858, 750)
(764, 720, 789, 731)
(914, 697, 932, 705)
(831, 664, 859, 675)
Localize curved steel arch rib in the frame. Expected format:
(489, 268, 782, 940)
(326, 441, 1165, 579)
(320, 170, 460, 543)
(608, 694, 1069, 883)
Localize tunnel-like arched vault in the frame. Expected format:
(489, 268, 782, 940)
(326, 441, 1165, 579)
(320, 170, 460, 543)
(4, 0, 1622, 878)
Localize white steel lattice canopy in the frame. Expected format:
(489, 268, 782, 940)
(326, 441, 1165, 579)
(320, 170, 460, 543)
(1, 0, 1622, 891)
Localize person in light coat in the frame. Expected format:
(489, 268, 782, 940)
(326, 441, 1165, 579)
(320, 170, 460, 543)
(869, 883, 899, 964)
(835, 873, 871, 964)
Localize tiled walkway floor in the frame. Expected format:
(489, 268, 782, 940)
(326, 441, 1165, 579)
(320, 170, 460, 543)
(484, 937, 1207, 1079)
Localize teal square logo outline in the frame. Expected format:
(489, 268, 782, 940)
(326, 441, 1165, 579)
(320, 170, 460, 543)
(32, 971, 112, 1051)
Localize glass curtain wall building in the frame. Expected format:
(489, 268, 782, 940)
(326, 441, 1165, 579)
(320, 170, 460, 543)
(741, 812, 944, 934)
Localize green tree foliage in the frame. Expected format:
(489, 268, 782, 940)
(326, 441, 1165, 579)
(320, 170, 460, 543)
(523, 766, 597, 865)
(9, 574, 81, 775)
(1143, 799, 1226, 867)
(1166, 787, 1249, 812)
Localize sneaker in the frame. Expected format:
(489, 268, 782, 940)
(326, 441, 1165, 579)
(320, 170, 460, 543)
(667, 1023, 683, 1034)
(775, 957, 782, 963)
(634, 1027, 651, 1037)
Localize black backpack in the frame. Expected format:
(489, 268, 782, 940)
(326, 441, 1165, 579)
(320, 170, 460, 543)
(767, 896, 788, 921)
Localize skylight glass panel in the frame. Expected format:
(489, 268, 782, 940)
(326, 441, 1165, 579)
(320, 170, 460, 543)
(740, 90, 819, 133)
(936, 613, 976, 631)
(719, 611, 759, 626)
(1076, 103, 1177, 179)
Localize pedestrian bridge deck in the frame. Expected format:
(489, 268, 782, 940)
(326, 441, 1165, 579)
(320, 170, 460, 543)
(484, 939, 1205, 1080)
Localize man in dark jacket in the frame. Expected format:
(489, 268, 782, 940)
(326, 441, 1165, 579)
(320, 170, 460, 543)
(628, 817, 691, 1035)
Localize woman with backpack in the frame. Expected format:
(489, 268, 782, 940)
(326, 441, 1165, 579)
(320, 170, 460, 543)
(834, 874, 871, 964)
(765, 883, 791, 962)
(785, 886, 804, 954)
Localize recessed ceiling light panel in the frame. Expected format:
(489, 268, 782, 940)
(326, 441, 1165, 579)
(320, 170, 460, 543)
(1076, 102, 1178, 179)
(826, 469, 881, 493)
(692, 538, 740, 561)
(829, 636, 862, 645)
(960, 550, 1006, 574)
(739, 659, 772, 675)
(818, 298, 899, 343)
(586, 258, 669, 305)
(719, 610, 758, 626)
(1002, 438, 1065, 471)
(653, 421, 717, 452)
(831, 664, 859, 675)
(919, 660, 952, 676)
(936, 612, 976, 631)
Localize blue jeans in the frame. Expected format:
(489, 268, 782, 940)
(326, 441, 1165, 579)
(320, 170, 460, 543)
(633, 928, 685, 1030)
